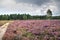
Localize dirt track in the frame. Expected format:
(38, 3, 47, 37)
(0, 23, 9, 40)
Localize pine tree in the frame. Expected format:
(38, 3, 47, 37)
(46, 9, 52, 19)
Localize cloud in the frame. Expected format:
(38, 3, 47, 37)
(55, 0, 60, 2)
(0, 0, 16, 7)
(0, 0, 60, 16)
(15, 0, 50, 6)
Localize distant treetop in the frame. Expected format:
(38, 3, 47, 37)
(47, 9, 52, 15)
(46, 9, 52, 19)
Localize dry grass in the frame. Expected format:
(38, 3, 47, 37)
(0, 20, 13, 26)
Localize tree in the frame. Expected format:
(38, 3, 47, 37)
(2, 15, 8, 20)
(46, 9, 52, 19)
(23, 14, 27, 20)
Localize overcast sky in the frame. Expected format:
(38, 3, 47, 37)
(0, 0, 60, 16)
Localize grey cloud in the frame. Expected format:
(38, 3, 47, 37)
(55, 0, 60, 10)
(55, 0, 60, 2)
(15, 0, 50, 6)
(0, 0, 60, 16)
(55, 0, 60, 4)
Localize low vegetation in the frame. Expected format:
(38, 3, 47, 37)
(0, 20, 13, 26)
(2, 20, 60, 40)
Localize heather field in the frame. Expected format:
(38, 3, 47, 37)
(2, 20, 60, 40)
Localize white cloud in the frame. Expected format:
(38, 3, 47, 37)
(0, 0, 16, 6)
(0, 0, 59, 16)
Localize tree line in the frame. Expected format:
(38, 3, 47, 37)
(0, 14, 60, 20)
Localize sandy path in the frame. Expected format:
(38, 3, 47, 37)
(0, 23, 9, 40)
